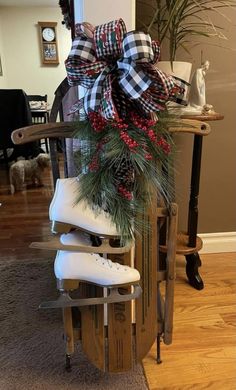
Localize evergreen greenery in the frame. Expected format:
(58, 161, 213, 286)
(72, 111, 179, 242)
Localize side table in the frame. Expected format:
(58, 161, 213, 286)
(161, 113, 224, 290)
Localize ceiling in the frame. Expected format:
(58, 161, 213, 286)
(0, 0, 58, 6)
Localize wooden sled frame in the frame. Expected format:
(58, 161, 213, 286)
(11, 108, 208, 372)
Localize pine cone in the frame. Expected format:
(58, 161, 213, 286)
(114, 158, 134, 191)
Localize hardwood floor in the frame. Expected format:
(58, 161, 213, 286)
(0, 163, 55, 264)
(143, 252, 236, 389)
(1, 164, 235, 389)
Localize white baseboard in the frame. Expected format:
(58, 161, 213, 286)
(198, 232, 236, 254)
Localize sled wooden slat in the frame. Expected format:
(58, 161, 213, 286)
(163, 204, 178, 345)
(11, 119, 210, 145)
(135, 195, 158, 361)
(80, 284, 105, 371)
(11, 122, 75, 144)
(168, 119, 210, 136)
(62, 307, 75, 356)
(107, 251, 133, 372)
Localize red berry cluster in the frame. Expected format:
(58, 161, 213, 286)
(118, 185, 133, 200)
(144, 153, 153, 160)
(142, 143, 153, 160)
(89, 154, 99, 172)
(157, 137, 171, 154)
(120, 130, 138, 150)
(147, 129, 157, 142)
(130, 111, 157, 130)
(129, 111, 171, 155)
(114, 118, 128, 130)
(130, 112, 159, 147)
(88, 112, 107, 132)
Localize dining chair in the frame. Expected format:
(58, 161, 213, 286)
(27, 94, 49, 123)
(27, 94, 49, 152)
(0, 89, 40, 166)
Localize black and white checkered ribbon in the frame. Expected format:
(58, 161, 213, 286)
(65, 18, 187, 119)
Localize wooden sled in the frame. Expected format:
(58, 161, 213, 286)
(12, 85, 205, 372)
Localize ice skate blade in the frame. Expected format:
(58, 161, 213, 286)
(39, 284, 142, 309)
(30, 236, 133, 254)
(51, 220, 120, 238)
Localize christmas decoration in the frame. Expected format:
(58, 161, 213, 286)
(59, 0, 73, 30)
(73, 111, 176, 241)
(65, 19, 187, 241)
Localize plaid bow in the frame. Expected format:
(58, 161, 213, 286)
(65, 19, 187, 120)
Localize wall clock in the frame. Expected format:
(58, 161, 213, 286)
(38, 22, 59, 65)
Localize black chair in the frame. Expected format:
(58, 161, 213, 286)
(0, 89, 41, 165)
(27, 94, 49, 124)
(27, 94, 49, 152)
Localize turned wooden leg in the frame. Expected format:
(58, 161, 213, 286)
(186, 134, 204, 290)
(185, 253, 204, 290)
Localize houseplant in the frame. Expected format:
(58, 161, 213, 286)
(137, 0, 236, 65)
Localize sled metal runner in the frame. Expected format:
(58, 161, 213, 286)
(39, 283, 142, 309)
(30, 236, 133, 254)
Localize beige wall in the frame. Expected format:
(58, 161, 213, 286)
(175, 8, 236, 234)
(136, 4, 236, 234)
(0, 6, 71, 106)
(0, 2, 135, 106)
(82, 0, 135, 29)
(0, 11, 8, 88)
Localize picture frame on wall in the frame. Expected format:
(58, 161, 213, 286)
(43, 43, 57, 61)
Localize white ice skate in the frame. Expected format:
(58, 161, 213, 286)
(49, 177, 119, 237)
(39, 231, 141, 309)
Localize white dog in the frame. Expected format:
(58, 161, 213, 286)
(9, 153, 51, 194)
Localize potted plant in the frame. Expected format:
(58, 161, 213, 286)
(136, 0, 236, 81)
(137, 0, 236, 62)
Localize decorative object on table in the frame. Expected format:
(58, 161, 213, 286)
(182, 60, 214, 115)
(9, 153, 50, 194)
(38, 22, 59, 65)
(65, 18, 187, 241)
(29, 100, 47, 110)
(202, 104, 216, 115)
(187, 60, 210, 113)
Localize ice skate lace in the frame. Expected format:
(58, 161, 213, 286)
(93, 254, 128, 271)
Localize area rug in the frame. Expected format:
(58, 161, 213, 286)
(0, 259, 148, 390)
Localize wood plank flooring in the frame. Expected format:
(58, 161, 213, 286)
(143, 252, 236, 389)
(1, 164, 236, 389)
(0, 163, 55, 264)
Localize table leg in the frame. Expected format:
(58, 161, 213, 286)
(185, 134, 204, 290)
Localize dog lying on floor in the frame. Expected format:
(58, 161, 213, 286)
(10, 153, 51, 194)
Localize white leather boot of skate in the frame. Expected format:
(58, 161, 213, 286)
(49, 177, 119, 237)
(54, 250, 140, 287)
